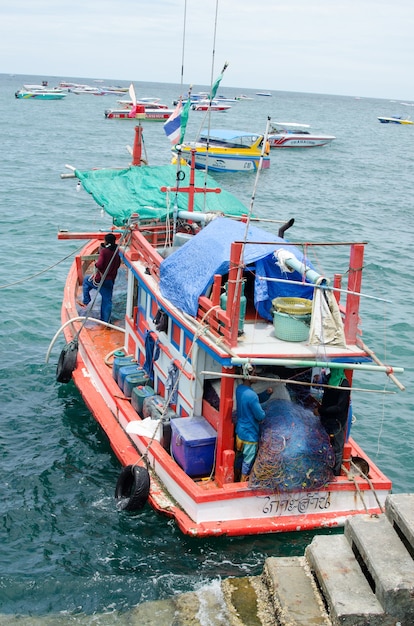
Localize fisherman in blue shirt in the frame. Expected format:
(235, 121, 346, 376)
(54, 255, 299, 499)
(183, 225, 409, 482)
(234, 366, 273, 482)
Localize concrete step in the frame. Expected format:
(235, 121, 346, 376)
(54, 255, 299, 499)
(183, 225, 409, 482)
(263, 555, 331, 625)
(385, 493, 414, 555)
(345, 512, 414, 623)
(305, 533, 390, 626)
(221, 575, 278, 625)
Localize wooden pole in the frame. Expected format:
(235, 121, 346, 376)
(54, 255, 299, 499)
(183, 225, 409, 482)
(356, 339, 406, 391)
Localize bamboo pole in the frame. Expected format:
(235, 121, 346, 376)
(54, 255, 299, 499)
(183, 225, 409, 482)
(230, 357, 404, 375)
(356, 339, 406, 391)
(201, 371, 396, 395)
(258, 275, 392, 303)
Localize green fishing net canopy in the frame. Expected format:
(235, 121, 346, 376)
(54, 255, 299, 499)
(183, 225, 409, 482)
(75, 165, 248, 226)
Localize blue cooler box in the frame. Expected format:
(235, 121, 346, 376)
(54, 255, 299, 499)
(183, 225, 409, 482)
(171, 416, 217, 477)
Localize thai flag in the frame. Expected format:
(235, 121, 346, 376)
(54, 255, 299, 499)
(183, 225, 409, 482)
(163, 101, 182, 145)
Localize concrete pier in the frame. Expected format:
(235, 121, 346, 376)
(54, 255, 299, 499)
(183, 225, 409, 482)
(1, 494, 413, 625)
(117, 493, 414, 626)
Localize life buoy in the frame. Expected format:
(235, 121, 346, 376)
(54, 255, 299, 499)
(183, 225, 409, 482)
(56, 339, 79, 383)
(115, 465, 150, 511)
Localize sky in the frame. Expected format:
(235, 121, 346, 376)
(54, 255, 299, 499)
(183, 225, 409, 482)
(1, 0, 414, 100)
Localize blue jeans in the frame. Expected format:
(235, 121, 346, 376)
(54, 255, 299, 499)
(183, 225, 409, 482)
(82, 275, 115, 323)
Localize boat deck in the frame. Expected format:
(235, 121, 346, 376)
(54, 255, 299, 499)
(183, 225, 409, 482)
(234, 318, 364, 360)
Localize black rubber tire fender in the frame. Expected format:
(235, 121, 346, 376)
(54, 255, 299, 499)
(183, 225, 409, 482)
(115, 465, 150, 511)
(56, 339, 78, 383)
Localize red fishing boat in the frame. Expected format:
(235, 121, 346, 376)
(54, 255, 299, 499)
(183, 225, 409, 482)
(50, 124, 404, 537)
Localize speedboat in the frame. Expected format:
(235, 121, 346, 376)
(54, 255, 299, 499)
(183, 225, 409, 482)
(15, 85, 66, 100)
(268, 123, 336, 148)
(191, 100, 232, 112)
(49, 124, 404, 537)
(377, 116, 414, 125)
(175, 128, 270, 172)
(70, 85, 105, 95)
(104, 106, 175, 121)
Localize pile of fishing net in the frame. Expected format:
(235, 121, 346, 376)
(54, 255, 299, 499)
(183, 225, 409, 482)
(249, 399, 335, 491)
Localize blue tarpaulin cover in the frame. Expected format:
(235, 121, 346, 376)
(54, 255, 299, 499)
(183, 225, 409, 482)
(159, 217, 315, 318)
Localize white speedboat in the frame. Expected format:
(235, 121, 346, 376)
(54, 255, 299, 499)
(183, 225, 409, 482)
(268, 123, 336, 148)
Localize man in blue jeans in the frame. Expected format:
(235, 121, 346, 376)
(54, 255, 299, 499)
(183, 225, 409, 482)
(79, 233, 121, 323)
(235, 372, 272, 482)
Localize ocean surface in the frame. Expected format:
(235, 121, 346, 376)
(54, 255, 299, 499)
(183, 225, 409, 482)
(1, 73, 413, 623)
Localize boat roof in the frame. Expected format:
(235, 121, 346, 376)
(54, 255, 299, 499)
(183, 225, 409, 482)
(200, 129, 262, 141)
(272, 122, 311, 128)
(159, 217, 314, 317)
(75, 164, 248, 226)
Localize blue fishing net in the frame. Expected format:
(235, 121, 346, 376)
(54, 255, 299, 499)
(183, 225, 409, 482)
(249, 399, 334, 491)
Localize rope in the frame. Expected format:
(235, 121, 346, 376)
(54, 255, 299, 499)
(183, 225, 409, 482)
(342, 459, 384, 515)
(0, 241, 87, 290)
(45, 316, 125, 364)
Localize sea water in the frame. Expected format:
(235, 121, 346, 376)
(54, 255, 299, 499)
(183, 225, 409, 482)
(1, 73, 413, 622)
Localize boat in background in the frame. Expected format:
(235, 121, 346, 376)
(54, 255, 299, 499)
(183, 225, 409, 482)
(106, 83, 174, 120)
(268, 123, 336, 148)
(50, 124, 404, 537)
(175, 128, 270, 172)
(104, 105, 175, 121)
(256, 91, 272, 97)
(117, 97, 163, 106)
(215, 95, 238, 103)
(377, 116, 414, 125)
(191, 100, 232, 112)
(172, 91, 210, 105)
(15, 85, 66, 100)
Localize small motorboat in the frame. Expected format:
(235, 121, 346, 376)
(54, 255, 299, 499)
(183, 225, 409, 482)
(377, 116, 414, 125)
(175, 128, 270, 172)
(268, 123, 336, 148)
(191, 100, 232, 112)
(15, 85, 66, 100)
(104, 106, 175, 121)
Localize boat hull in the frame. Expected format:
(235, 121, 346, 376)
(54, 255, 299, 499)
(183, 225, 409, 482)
(15, 91, 66, 100)
(193, 152, 270, 172)
(104, 109, 174, 121)
(179, 148, 270, 172)
(378, 116, 414, 125)
(191, 104, 231, 111)
(268, 134, 336, 148)
(67, 326, 390, 537)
